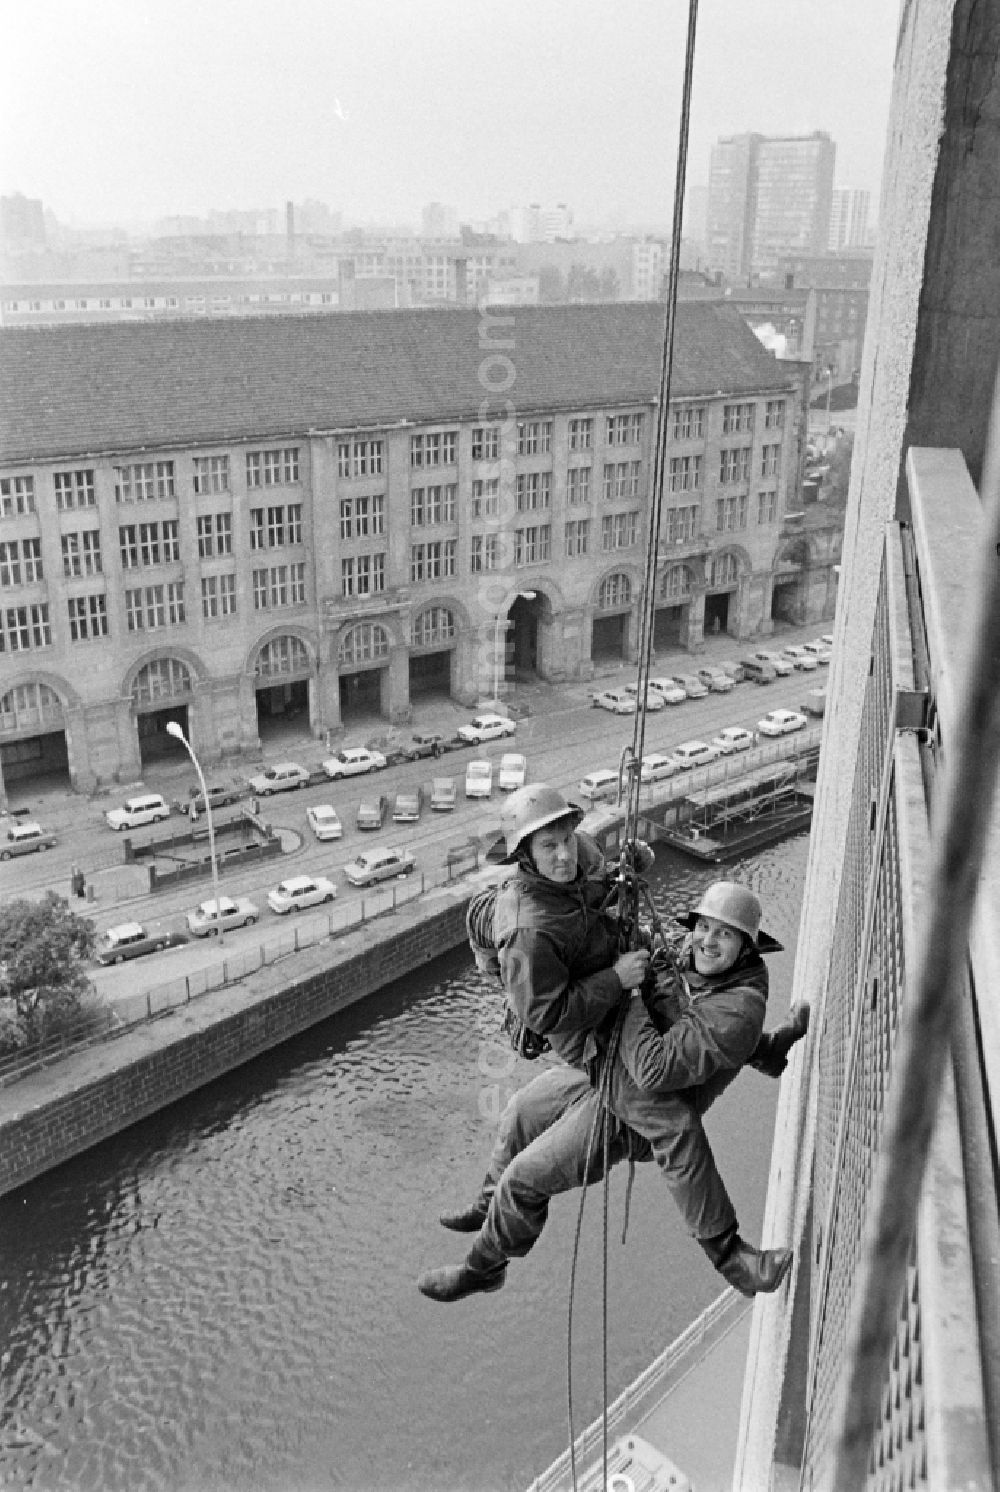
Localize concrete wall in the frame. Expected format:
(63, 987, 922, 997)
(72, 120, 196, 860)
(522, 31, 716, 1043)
(0, 889, 470, 1198)
(738, 1, 1000, 1484)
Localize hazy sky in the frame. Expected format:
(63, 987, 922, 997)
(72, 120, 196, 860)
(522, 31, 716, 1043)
(1, 0, 901, 230)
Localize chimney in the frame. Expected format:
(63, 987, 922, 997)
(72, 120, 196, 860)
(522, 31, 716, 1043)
(454, 256, 469, 304)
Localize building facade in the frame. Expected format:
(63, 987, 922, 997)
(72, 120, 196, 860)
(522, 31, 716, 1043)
(0, 303, 818, 794)
(707, 132, 837, 284)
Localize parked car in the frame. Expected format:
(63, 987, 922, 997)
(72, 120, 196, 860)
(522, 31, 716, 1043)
(174, 779, 244, 815)
(819, 633, 835, 647)
(671, 740, 722, 769)
(430, 777, 457, 811)
(639, 752, 681, 783)
(306, 804, 343, 840)
(782, 645, 819, 672)
(344, 846, 417, 887)
(711, 726, 756, 755)
(623, 683, 666, 712)
(498, 752, 527, 791)
(696, 666, 735, 693)
(380, 732, 448, 766)
(105, 793, 171, 831)
(248, 762, 310, 796)
(186, 895, 260, 937)
(803, 689, 827, 717)
(392, 789, 422, 823)
(456, 712, 516, 745)
(322, 747, 387, 780)
(577, 769, 620, 801)
(716, 660, 745, 683)
(96, 921, 187, 964)
(757, 708, 809, 737)
(0, 822, 57, 859)
(356, 795, 388, 830)
(740, 657, 776, 685)
(751, 649, 794, 678)
(648, 677, 687, 704)
(267, 875, 338, 914)
(591, 688, 637, 715)
(802, 640, 832, 664)
(465, 760, 493, 798)
(672, 673, 709, 699)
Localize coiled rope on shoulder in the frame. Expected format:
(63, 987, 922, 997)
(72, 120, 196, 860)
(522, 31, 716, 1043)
(565, 11, 701, 1487)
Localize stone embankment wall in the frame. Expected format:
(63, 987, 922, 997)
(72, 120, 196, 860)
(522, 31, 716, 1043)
(0, 886, 472, 1198)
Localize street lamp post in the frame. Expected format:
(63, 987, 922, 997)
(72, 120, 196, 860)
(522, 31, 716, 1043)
(166, 720, 224, 945)
(493, 591, 537, 705)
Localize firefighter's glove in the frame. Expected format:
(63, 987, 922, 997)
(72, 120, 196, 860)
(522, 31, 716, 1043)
(750, 1005, 810, 1078)
(633, 840, 655, 874)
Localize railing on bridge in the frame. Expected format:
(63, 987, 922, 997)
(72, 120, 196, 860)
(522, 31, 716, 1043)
(747, 448, 998, 1491)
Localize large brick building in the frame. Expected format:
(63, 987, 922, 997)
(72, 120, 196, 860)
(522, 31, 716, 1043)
(0, 302, 812, 793)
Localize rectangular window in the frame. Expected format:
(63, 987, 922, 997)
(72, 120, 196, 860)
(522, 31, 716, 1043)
(516, 420, 552, 456)
(569, 418, 593, 451)
(472, 478, 500, 518)
(761, 443, 781, 478)
(339, 494, 385, 539)
(125, 584, 180, 631)
(606, 412, 644, 446)
(20, 537, 43, 582)
(0, 603, 50, 652)
(119, 526, 139, 569)
(409, 431, 456, 468)
(139, 523, 161, 566)
(411, 484, 457, 526)
(245, 447, 299, 488)
(340, 553, 386, 597)
(668, 454, 703, 492)
(566, 466, 591, 505)
(197, 512, 232, 558)
(67, 593, 109, 641)
(470, 535, 499, 573)
(601, 511, 639, 550)
(671, 405, 705, 441)
(61, 530, 103, 577)
(410, 540, 457, 582)
(603, 462, 638, 501)
(338, 439, 385, 478)
(757, 490, 778, 524)
(201, 573, 237, 618)
(722, 402, 755, 435)
(513, 524, 551, 567)
(0, 476, 36, 517)
(565, 519, 590, 557)
(719, 447, 752, 484)
(472, 427, 500, 461)
(54, 468, 96, 510)
(193, 455, 230, 494)
(716, 495, 749, 532)
(516, 471, 551, 512)
(114, 461, 174, 502)
(0, 542, 21, 587)
(664, 505, 699, 544)
(764, 399, 785, 430)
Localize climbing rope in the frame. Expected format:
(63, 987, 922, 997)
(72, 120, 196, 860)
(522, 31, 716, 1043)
(565, 14, 701, 1486)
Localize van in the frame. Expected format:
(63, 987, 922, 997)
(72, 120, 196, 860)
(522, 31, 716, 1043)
(577, 769, 620, 801)
(739, 657, 776, 685)
(105, 793, 171, 831)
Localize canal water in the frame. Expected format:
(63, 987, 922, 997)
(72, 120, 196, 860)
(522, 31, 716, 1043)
(0, 836, 808, 1492)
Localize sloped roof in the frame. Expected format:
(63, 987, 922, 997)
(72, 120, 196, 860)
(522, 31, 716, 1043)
(0, 300, 798, 464)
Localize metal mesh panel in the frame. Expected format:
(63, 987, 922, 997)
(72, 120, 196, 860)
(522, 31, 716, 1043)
(801, 534, 928, 1490)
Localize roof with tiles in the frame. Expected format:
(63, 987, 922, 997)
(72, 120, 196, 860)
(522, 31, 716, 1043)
(0, 301, 800, 465)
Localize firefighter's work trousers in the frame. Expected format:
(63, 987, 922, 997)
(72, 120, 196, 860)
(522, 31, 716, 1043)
(476, 1063, 737, 1268)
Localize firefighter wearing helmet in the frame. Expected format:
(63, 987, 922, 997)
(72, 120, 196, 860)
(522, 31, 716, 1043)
(418, 784, 808, 1305)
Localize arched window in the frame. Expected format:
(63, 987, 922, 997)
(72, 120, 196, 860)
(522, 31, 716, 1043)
(255, 635, 311, 679)
(0, 681, 63, 731)
(411, 607, 456, 649)
(338, 622, 390, 668)
(708, 553, 740, 589)
(598, 573, 631, 610)
(660, 565, 693, 601)
(131, 658, 191, 707)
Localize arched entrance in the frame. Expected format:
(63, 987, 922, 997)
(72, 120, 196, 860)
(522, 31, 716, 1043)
(131, 658, 193, 766)
(254, 634, 313, 742)
(705, 551, 741, 636)
(409, 605, 456, 701)
(654, 564, 695, 649)
(0, 681, 70, 791)
(338, 621, 390, 727)
(592, 573, 632, 662)
(508, 591, 541, 677)
(771, 538, 810, 625)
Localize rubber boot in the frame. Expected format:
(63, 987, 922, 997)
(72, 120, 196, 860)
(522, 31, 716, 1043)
(700, 1226, 792, 1298)
(439, 1198, 490, 1232)
(417, 1239, 508, 1303)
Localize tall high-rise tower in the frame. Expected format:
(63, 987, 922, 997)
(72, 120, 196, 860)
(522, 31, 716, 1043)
(706, 131, 836, 283)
